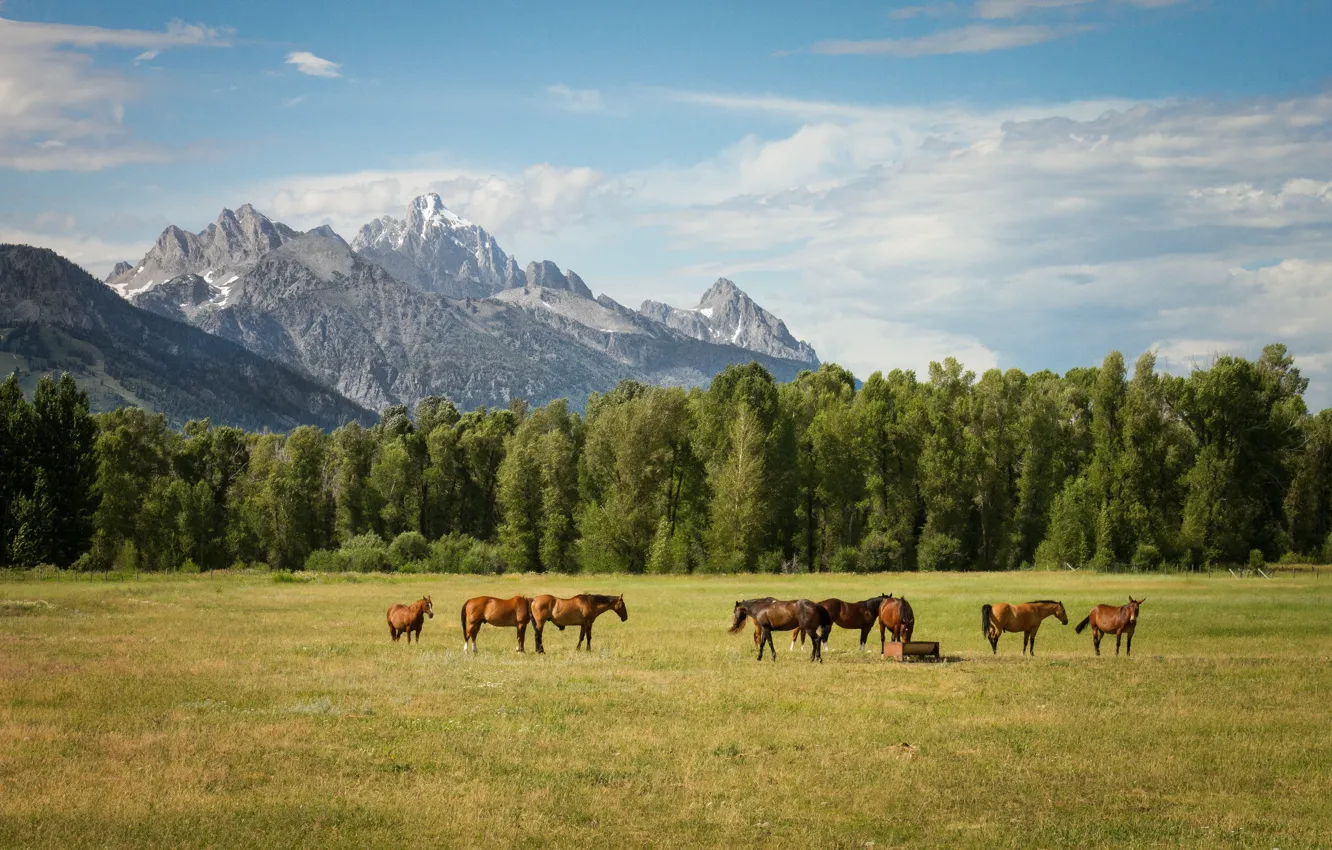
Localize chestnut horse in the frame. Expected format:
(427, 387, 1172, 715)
(1075, 597, 1144, 656)
(386, 596, 433, 643)
(790, 594, 894, 651)
(878, 596, 916, 656)
(530, 593, 628, 653)
(981, 600, 1067, 655)
(461, 595, 532, 653)
(729, 598, 832, 662)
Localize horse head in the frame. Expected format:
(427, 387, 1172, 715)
(728, 601, 749, 633)
(1127, 597, 1143, 623)
(423, 596, 434, 618)
(1054, 601, 1068, 625)
(613, 594, 628, 621)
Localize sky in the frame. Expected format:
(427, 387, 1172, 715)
(3, 0, 1332, 404)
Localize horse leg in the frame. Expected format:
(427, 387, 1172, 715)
(1126, 631, 1133, 656)
(390, 626, 398, 642)
(586, 623, 594, 652)
(516, 621, 528, 653)
(860, 626, 870, 651)
(1092, 626, 1102, 656)
(790, 629, 799, 652)
(989, 628, 999, 654)
(811, 627, 822, 663)
(880, 622, 887, 657)
(1029, 629, 1037, 657)
(534, 621, 544, 654)
(1115, 632, 1122, 656)
(766, 628, 777, 662)
(757, 625, 769, 661)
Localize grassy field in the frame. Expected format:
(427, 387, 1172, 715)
(1, 571, 1329, 849)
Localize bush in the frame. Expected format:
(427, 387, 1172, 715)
(828, 546, 862, 574)
(398, 559, 431, 574)
(1131, 542, 1164, 571)
(756, 549, 785, 575)
(179, 557, 202, 574)
(1278, 551, 1314, 565)
(388, 531, 430, 568)
(343, 532, 386, 551)
(858, 531, 903, 573)
(427, 534, 472, 573)
(348, 547, 392, 573)
(646, 519, 690, 575)
(1248, 548, 1266, 570)
(461, 540, 508, 575)
(305, 549, 349, 573)
(917, 532, 964, 572)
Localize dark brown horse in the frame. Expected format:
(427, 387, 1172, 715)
(791, 594, 894, 651)
(386, 596, 433, 643)
(1075, 597, 1144, 656)
(878, 596, 915, 655)
(729, 598, 832, 662)
(981, 600, 1067, 655)
(461, 595, 532, 653)
(530, 593, 627, 653)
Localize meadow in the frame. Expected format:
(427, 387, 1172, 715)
(1, 570, 1329, 849)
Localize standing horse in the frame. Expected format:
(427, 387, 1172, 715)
(1075, 597, 1144, 656)
(530, 593, 628, 653)
(981, 600, 1067, 655)
(729, 598, 831, 662)
(386, 596, 433, 643)
(461, 595, 532, 653)
(878, 596, 916, 656)
(790, 594, 893, 651)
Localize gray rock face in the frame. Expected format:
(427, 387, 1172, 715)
(523, 260, 595, 299)
(106, 261, 132, 282)
(0, 244, 373, 430)
(106, 204, 299, 298)
(640, 278, 818, 365)
(351, 194, 518, 299)
(138, 230, 634, 412)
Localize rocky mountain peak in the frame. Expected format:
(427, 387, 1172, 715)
(106, 261, 133, 282)
(638, 278, 818, 365)
(525, 260, 594, 299)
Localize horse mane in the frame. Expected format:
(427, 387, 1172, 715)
(1027, 599, 1061, 605)
(585, 593, 619, 605)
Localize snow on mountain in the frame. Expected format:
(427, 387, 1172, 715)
(350, 193, 520, 298)
(640, 278, 818, 365)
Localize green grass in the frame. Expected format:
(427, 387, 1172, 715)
(1, 571, 1329, 848)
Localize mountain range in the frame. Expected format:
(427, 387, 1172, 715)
(2, 194, 818, 428)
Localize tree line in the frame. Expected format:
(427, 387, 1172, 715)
(3, 344, 1331, 574)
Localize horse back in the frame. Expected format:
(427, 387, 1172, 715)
(1091, 604, 1129, 632)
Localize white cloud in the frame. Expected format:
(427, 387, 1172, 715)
(284, 51, 340, 78)
(0, 16, 229, 170)
(812, 23, 1081, 56)
(546, 84, 604, 114)
(132, 49, 158, 65)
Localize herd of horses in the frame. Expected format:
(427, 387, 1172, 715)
(387, 591, 1145, 661)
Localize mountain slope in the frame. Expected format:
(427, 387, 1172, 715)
(1, 245, 374, 430)
(640, 278, 818, 365)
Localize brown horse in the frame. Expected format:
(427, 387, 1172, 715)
(1075, 597, 1144, 656)
(461, 595, 532, 653)
(530, 593, 628, 653)
(878, 596, 916, 656)
(790, 594, 893, 651)
(386, 596, 433, 643)
(981, 600, 1067, 655)
(729, 598, 832, 662)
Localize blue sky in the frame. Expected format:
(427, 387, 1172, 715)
(3, 1, 1332, 403)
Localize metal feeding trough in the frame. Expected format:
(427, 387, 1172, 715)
(882, 641, 941, 662)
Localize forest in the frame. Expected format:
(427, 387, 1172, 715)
(3, 344, 1331, 574)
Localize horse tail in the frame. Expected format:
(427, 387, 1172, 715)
(1075, 615, 1091, 634)
(460, 603, 468, 638)
(981, 604, 992, 637)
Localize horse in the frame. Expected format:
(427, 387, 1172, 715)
(1075, 597, 1144, 656)
(530, 593, 628, 653)
(729, 598, 832, 662)
(461, 595, 532, 653)
(386, 596, 433, 643)
(790, 594, 894, 652)
(878, 596, 916, 656)
(981, 600, 1067, 655)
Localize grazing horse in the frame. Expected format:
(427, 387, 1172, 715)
(1075, 597, 1144, 656)
(461, 595, 532, 653)
(981, 600, 1068, 655)
(791, 594, 894, 652)
(530, 593, 628, 653)
(386, 596, 433, 643)
(878, 596, 916, 656)
(729, 598, 832, 662)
